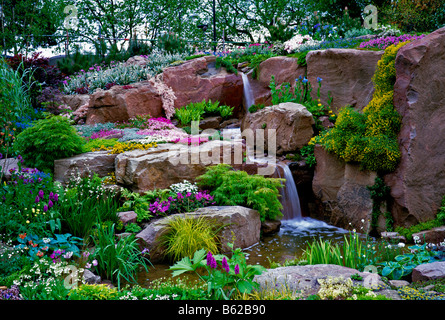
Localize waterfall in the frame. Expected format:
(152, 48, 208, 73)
(276, 163, 302, 220)
(241, 72, 254, 112)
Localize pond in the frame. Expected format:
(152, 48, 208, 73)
(135, 216, 350, 287)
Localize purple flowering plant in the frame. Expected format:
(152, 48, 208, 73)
(169, 242, 266, 300)
(0, 155, 62, 236)
(147, 190, 215, 218)
(359, 34, 426, 50)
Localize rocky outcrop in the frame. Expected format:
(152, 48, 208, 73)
(384, 27, 445, 227)
(61, 94, 90, 112)
(306, 49, 384, 113)
(162, 56, 244, 115)
(412, 261, 445, 283)
(412, 226, 445, 245)
(114, 139, 268, 193)
(241, 102, 314, 155)
(254, 264, 392, 299)
(0, 158, 19, 181)
(258, 56, 306, 90)
(53, 150, 117, 184)
(312, 145, 376, 233)
(135, 206, 261, 263)
(85, 80, 164, 124)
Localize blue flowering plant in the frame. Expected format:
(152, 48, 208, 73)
(169, 242, 266, 300)
(269, 75, 333, 120)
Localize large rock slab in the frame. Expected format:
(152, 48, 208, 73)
(412, 261, 445, 283)
(115, 139, 268, 193)
(241, 102, 314, 155)
(162, 56, 243, 114)
(254, 264, 389, 298)
(384, 27, 445, 227)
(136, 206, 261, 263)
(306, 49, 384, 113)
(86, 80, 164, 124)
(54, 151, 117, 184)
(257, 56, 306, 90)
(312, 145, 376, 233)
(412, 226, 445, 245)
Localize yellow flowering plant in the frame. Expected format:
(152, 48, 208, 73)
(318, 41, 410, 172)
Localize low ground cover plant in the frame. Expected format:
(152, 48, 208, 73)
(196, 164, 284, 222)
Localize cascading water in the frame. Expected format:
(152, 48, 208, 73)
(241, 72, 255, 112)
(276, 163, 302, 220)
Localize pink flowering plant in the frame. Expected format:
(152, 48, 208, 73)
(359, 34, 426, 50)
(169, 242, 265, 300)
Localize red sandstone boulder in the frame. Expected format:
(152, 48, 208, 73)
(162, 56, 244, 114)
(384, 27, 445, 227)
(306, 49, 384, 113)
(312, 145, 376, 233)
(248, 56, 306, 107)
(85, 80, 164, 124)
(61, 94, 90, 112)
(258, 56, 306, 89)
(241, 102, 314, 155)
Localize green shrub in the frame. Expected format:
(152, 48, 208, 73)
(248, 103, 266, 113)
(156, 33, 191, 55)
(161, 215, 221, 262)
(196, 164, 284, 222)
(14, 116, 84, 172)
(215, 57, 238, 74)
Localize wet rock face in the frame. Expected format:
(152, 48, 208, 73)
(384, 27, 445, 226)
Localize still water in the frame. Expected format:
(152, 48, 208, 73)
(136, 217, 350, 287)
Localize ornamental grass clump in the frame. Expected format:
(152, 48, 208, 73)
(160, 215, 221, 262)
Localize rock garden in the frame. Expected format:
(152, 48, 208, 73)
(1, 1, 445, 303)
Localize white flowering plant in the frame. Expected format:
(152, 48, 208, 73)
(13, 258, 85, 300)
(283, 34, 321, 53)
(169, 180, 199, 195)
